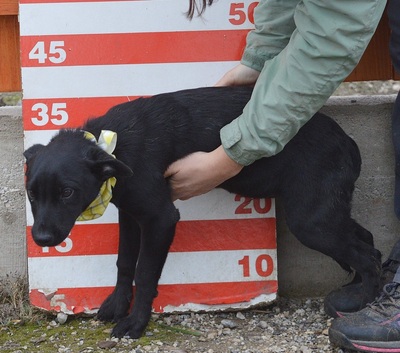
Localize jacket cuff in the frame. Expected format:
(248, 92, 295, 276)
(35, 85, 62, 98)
(220, 119, 261, 166)
(241, 52, 266, 73)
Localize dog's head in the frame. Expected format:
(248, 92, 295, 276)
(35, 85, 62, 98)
(24, 130, 132, 247)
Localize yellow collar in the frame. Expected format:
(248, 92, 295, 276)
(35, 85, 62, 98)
(77, 130, 117, 221)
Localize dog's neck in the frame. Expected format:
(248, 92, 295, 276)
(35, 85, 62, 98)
(77, 176, 116, 221)
(77, 130, 117, 221)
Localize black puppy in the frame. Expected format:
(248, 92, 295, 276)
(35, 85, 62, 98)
(24, 86, 381, 338)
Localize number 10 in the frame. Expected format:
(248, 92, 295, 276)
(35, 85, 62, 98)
(238, 254, 273, 277)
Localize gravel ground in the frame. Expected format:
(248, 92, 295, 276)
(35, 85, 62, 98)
(2, 81, 400, 352)
(1, 297, 341, 353)
(148, 298, 337, 353)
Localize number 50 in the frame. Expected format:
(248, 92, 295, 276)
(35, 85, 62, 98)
(229, 2, 258, 25)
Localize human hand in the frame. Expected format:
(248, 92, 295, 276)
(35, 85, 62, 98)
(215, 63, 260, 87)
(164, 146, 243, 201)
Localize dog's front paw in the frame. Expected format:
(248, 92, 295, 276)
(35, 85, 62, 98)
(111, 317, 144, 339)
(97, 287, 132, 322)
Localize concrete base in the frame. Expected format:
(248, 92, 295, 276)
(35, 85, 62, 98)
(0, 94, 398, 298)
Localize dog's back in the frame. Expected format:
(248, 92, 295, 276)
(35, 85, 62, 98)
(84, 86, 360, 181)
(84, 87, 252, 166)
(85, 86, 361, 201)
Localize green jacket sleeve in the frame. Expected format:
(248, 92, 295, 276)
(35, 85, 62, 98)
(220, 0, 386, 166)
(241, 0, 297, 71)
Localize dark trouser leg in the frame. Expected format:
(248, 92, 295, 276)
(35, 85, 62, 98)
(328, 3, 400, 351)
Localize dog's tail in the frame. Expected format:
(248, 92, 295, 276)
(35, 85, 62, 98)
(348, 137, 362, 181)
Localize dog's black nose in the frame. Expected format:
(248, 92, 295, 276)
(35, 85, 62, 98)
(33, 232, 55, 247)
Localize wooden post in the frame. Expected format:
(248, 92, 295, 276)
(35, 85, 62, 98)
(0, 0, 20, 92)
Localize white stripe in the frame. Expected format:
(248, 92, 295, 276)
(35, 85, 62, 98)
(24, 129, 57, 148)
(22, 62, 238, 99)
(25, 190, 275, 225)
(20, 1, 255, 36)
(174, 192, 276, 221)
(28, 249, 277, 289)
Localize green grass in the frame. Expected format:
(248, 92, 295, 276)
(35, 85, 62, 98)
(0, 92, 22, 106)
(0, 276, 201, 352)
(0, 314, 201, 352)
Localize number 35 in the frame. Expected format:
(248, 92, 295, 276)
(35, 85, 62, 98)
(31, 103, 69, 127)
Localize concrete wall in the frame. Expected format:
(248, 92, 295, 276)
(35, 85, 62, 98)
(0, 107, 26, 279)
(278, 94, 400, 297)
(0, 95, 398, 298)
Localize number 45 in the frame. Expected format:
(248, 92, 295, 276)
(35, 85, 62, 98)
(29, 41, 67, 64)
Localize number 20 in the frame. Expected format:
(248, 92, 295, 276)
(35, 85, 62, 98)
(235, 195, 272, 215)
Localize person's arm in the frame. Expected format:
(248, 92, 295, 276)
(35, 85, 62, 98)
(216, 0, 297, 87)
(167, 0, 385, 200)
(165, 0, 297, 200)
(240, 0, 297, 72)
(221, 0, 386, 166)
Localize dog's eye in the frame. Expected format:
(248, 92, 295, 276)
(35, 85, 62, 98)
(61, 188, 74, 199)
(27, 190, 35, 201)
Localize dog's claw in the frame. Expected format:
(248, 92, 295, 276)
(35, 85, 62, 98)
(97, 288, 132, 323)
(111, 317, 143, 339)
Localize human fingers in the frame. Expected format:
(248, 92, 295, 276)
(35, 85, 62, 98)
(215, 64, 260, 87)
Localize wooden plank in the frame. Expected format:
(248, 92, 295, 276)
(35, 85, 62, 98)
(0, 15, 21, 92)
(0, 0, 18, 15)
(346, 13, 392, 82)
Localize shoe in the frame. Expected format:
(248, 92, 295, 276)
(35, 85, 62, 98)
(324, 259, 399, 318)
(329, 282, 400, 352)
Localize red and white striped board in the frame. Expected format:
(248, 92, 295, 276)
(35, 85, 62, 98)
(20, 0, 278, 315)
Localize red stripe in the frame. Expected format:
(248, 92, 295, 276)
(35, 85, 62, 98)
(27, 218, 276, 257)
(29, 281, 278, 314)
(154, 281, 278, 310)
(20, 31, 248, 67)
(23, 96, 142, 130)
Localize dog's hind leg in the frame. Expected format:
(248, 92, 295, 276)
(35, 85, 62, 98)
(97, 211, 141, 322)
(332, 225, 381, 308)
(343, 222, 377, 285)
(353, 221, 375, 246)
(285, 200, 381, 308)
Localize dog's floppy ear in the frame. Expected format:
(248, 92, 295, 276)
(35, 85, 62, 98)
(88, 148, 133, 180)
(92, 159, 134, 180)
(24, 144, 45, 162)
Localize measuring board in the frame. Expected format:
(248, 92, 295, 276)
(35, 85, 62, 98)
(20, 0, 278, 315)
